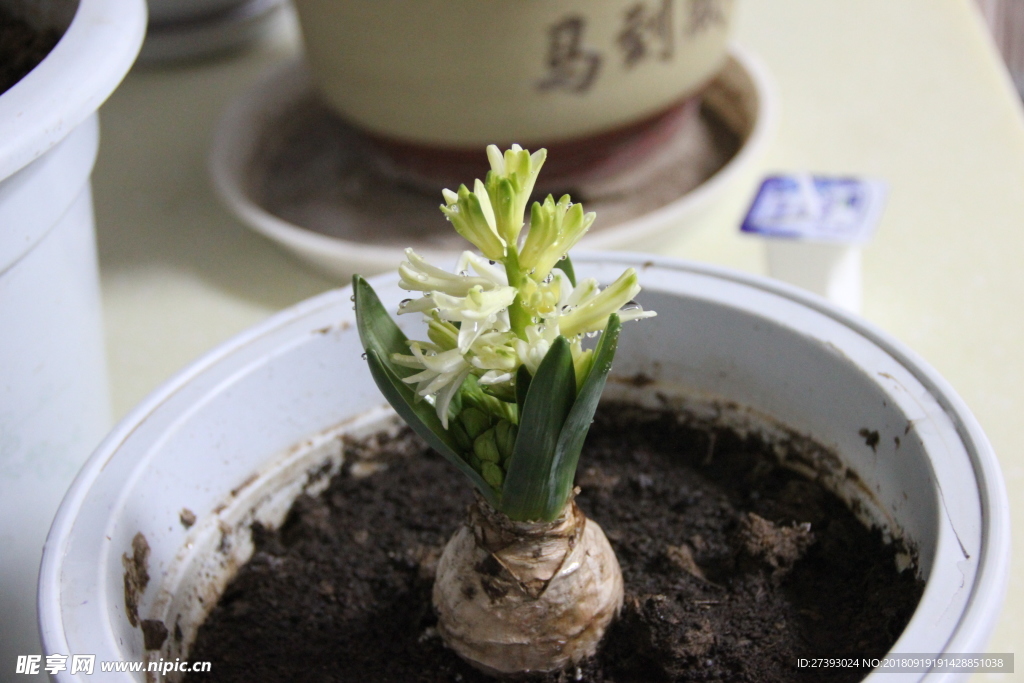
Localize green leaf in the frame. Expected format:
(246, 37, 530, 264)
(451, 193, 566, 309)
(365, 350, 499, 508)
(352, 275, 416, 381)
(547, 314, 621, 515)
(515, 365, 532, 419)
(553, 255, 577, 287)
(353, 276, 499, 507)
(500, 337, 576, 521)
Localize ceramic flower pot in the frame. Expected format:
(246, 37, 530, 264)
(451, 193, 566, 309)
(40, 254, 1009, 681)
(291, 0, 736, 184)
(0, 0, 146, 673)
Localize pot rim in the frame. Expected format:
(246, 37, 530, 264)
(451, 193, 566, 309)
(0, 0, 147, 181)
(39, 252, 1010, 676)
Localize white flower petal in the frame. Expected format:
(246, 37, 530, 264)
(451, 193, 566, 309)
(435, 367, 472, 428)
(478, 371, 514, 385)
(397, 296, 436, 315)
(423, 372, 458, 396)
(486, 145, 506, 176)
(458, 251, 508, 286)
(432, 286, 516, 323)
(391, 353, 425, 369)
(402, 368, 438, 385)
(424, 348, 470, 374)
(474, 178, 497, 231)
(617, 309, 657, 323)
(457, 321, 486, 354)
(399, 249, 496, 296)
(565, 277, 600, 308)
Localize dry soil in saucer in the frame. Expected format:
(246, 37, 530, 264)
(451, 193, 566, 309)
(247, 93, 738, 251)
(184, 403, 923, 683)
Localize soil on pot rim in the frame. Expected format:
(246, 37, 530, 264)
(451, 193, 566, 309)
(184, 403, 923, 682)
(0, 9, 62, 96)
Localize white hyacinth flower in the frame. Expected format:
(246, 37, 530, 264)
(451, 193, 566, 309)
(391, 343, 473, 428)
(387, 148, 655, 426)
(399, 249, 498, 297)
(455, 250, 508, 287)
(513, 322, 558, 376)
(431, 286, 516, 353)
(393, 252, 655, 424)
(557, 269, 655, 338)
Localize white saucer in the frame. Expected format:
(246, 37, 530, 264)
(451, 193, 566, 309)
(210, 45, 777, 279)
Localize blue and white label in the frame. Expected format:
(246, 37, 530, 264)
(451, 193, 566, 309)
(741, 174, 888, 243)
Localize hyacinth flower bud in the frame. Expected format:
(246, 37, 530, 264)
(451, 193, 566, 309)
(427, 315, 459, 351)
(559, 269, 652, 338)
(440, 184, 506, 261)
(485, 144, 546, 245)
(485, 173, 520, 245)
(480, 461, 504, 488)
(519, 195, 596, 282)
(494, 420, 517, 462)
(473, 428, 501, 463)
(459, 407, 491, 440)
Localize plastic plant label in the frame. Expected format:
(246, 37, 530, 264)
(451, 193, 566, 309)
(740, 174, 888, 244)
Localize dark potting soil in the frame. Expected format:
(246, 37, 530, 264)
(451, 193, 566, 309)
(0, 9, 62, 96)
(185, 404, 923, 683)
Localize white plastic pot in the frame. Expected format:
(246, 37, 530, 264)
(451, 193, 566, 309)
(0, 0, 146, 674)
(40, 254, 1009, 682)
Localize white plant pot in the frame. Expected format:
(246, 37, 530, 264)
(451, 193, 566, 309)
(0, 0, 146, 674)
(40, 254, 1009, 682)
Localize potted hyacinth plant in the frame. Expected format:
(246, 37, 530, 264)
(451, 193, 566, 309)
(354, 144, 655, 675)
(41, 142, 1004, 682)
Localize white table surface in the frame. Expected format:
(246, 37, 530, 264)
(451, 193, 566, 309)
(92, 0, 1023, 677)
